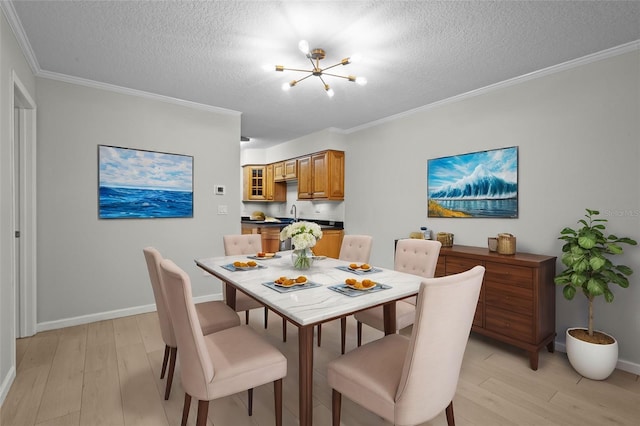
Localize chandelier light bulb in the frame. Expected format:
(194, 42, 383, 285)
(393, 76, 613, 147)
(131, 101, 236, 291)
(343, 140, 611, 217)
(355, 76, 367, 86)
(281, 82, 291, 91)
(298, 40, 310, 55)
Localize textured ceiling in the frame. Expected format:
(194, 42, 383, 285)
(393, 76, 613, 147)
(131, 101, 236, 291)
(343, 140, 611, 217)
(5, 1, 640, 148)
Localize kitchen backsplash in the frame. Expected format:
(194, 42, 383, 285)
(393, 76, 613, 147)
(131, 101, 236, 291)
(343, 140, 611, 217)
(241, 182, 345, 222)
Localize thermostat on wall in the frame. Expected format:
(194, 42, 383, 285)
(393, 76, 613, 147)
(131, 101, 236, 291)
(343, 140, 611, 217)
(215, 185, 225, 195)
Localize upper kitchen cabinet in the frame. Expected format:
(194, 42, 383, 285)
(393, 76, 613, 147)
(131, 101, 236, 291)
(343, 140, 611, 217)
(243, 164, 285, 202)
(273, 159, 297, 182)
(297, 150, 345, 200)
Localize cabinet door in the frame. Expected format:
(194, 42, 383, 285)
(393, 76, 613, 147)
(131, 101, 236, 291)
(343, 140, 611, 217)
(284, 159, 297, 179)
(297, 156, 313, 199)
(311, 152, 329, 198)
(273, 162, 286, 182)
(243, 165, 266, 201)
(265, 164, 275, 200)
(313, 230, 344, 258)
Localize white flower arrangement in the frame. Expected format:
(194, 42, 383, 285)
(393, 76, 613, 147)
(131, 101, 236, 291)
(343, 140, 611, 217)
(280, 221, 323, 250)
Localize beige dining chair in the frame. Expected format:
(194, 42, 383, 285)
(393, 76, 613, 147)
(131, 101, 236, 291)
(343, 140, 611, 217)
(322, 235, 373, 353)
(353, 238, 441, 348)
(159, 258, 287, 426)
(222, 234, 269, 326)
(143, 247, 240, 400)
(328, 265, 485, 426)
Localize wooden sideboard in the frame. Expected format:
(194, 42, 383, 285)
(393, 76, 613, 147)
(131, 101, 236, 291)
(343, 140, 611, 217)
(435, 245, 556, 370)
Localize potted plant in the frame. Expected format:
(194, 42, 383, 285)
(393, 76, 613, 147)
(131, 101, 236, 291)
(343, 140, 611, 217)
(554, 208, 637, 379)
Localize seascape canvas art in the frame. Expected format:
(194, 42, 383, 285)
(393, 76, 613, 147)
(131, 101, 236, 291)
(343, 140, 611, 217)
(98, 145, 193, 219)
(427, 146, 518, 218)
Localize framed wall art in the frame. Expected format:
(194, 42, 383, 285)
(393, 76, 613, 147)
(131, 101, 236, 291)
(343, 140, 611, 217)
(427, 146, 518, 218)
(98, 145, 193, 219)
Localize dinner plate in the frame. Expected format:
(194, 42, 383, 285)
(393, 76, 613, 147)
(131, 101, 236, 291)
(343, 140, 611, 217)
(247, 254, 281, 260)
(345, 282, 377, 291)
(233, 263, 260, 270)
(273, 281, 308, 288)
(348, 265, 372, 272)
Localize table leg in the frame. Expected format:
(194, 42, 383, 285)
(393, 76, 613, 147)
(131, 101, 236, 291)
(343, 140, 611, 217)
(298, 325, 314, 426)
(225, 282, 236, 310)
(383, 302, 397, 335)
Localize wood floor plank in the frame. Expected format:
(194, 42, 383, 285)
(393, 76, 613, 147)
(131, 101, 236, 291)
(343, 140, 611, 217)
(116, 342, 169, 426)
(0, 365, 50, 426)
(113, 316, 143, 348)
(34, 411, 80, 426)
(35, 326, 86, 423)
(86, 320, 115, 348)
(15, 336, 32, 369)
(136, 312, 165, 354)
(16, 331, 59, 373)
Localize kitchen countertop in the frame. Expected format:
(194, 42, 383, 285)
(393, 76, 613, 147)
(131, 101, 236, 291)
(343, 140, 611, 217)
(240, 217, 343, 230)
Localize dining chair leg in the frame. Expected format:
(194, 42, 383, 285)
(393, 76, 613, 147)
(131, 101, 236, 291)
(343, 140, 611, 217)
(317, 324, 322, 347)
(357, 321, 363, 347)
(165, 346, 178, 400)
(160, 345, 170, 379)
(332, 389, 342, 426)
(340, 317, 347, 354)
(274, 379, 283, 426)
(245, 310, 250, 324)
(248, 388, 253, 415)
(264, 307, 269, 329)
(282, 317, 287, 342)
(196, 399, 209, 426)
(181, 393, 191, 426)
(445, 401, 455, 426)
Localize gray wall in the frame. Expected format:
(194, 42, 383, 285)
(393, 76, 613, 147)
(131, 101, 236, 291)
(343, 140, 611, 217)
(343, 50, 640, 370)
(0, 9, 36, 404)
(36, 78, 241, 326)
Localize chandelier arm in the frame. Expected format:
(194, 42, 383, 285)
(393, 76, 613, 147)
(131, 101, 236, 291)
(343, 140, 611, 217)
(280, 67, 315, 73)
(320, 62, 345, 72)
(322, 72, 353, 80)
(295, 74, 314, 84)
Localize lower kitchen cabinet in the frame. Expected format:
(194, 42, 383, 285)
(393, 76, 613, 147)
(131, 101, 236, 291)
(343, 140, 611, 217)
(435, 245, 556, 370)
(312, 229, 344, 258)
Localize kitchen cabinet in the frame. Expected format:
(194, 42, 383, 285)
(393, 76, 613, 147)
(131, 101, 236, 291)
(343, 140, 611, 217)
(242, 165, 285, 202)
(312, 229, 344, 258)
(240, 224, 282, 253)
(297, 150, 344, 200)
(435, 245, 556, 370)
(273, 159, 297, 181)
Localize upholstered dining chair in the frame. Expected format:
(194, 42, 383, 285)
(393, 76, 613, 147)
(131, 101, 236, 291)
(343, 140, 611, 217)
(143, 247, 240, 400)
(325, 235, 373, 353)
(159, 258, 287, 426)
(353, 238, 441, 347)
(328, 265, 485, 426)
(222, 234, 269, 326)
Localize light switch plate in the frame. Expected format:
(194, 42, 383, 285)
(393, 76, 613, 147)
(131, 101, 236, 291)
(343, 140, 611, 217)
(214, 185, 225, 195)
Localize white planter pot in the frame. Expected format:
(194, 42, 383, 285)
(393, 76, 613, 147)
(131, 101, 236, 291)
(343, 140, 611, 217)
(566, 328, 618, 380)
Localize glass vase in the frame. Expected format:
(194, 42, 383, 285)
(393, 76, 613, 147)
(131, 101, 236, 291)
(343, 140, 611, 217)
(291, 248, 314, 270)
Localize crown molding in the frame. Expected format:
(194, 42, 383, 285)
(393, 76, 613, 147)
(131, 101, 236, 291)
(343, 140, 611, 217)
(0, 0, 40, 74)
(346, 40, 640, 135)
(37, 70, 242, 116)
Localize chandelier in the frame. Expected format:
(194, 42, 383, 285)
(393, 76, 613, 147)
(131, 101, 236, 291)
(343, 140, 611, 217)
(275, 40, 367, 98)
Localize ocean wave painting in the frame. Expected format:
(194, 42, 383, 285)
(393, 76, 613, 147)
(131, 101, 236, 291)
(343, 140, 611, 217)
(427, 146, 518, 218)
(98, 145, 193, 219)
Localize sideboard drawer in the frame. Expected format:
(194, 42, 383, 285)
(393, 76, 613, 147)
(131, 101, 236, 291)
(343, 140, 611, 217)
(485, 306, 534, 343)
(485, 281, 533, 316)
(485, 262, 533, 289)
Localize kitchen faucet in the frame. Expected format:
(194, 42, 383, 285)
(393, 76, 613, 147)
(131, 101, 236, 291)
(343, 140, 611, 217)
(290, 204, 297, 222)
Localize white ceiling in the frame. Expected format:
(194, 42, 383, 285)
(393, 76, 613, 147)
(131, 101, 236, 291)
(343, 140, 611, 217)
(5, 1, 640, 148)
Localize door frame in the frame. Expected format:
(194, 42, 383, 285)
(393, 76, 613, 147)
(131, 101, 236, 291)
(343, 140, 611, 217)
(11, 71, 37, 338)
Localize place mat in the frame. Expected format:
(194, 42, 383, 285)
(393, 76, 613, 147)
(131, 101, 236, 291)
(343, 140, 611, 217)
(221, 263, 267, 272)
(246, 254, 282, 260)
(262, 281, 322, 293)
(335, 265, 383, 275)
(328, 283, 391, 297)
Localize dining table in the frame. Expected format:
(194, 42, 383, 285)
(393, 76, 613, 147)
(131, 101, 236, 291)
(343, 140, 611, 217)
(195, 251, 424, 426)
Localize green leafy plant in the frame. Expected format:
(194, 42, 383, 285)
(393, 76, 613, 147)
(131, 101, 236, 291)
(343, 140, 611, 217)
(554, 209, 637, 338)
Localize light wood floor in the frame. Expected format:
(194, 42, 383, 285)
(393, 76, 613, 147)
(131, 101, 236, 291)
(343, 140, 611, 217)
(2, 310, 639, 426)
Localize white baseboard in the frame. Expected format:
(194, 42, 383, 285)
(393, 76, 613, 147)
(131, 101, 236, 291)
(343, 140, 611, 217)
(36, 294, 223, 333)
(0, 366, 16, 409)
(555, 341, 640, 375)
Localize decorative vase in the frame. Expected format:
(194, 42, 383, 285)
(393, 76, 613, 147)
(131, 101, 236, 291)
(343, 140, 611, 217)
(291, 248, 314, 270)
(566, 327, 618, 380)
